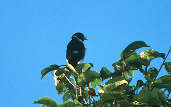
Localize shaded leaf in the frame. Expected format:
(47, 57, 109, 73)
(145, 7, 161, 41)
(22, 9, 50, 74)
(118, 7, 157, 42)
(147, 67, 158, 81)
(100, 67, 112, 80)
(34, 97, 57, 107)
(133, 87, 149, 104)
(154, 75, 171, 91)
(154, 75, 171, 84)
(63, 91, 76, 103)
(165, 62, 171, 75)
(121, 41, 149, 59)
(59, 101, 76, 107)
(135, 80, 144, 90)
(54, 71, 74, 93)
(112, 60, 123, 71)
(125, 70, 134, 79)
(91, 78, 102, 88)
(56, 83, 66, 94)
(124, 54, 143, 70)
(159, 90, 171, 106)
(78, 70, 100, 87)
(41, 64, 60, 80)
(148, 88, 161, 105)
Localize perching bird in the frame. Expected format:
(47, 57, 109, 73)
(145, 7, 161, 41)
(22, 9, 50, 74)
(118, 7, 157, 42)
(66, 32, 88, 67)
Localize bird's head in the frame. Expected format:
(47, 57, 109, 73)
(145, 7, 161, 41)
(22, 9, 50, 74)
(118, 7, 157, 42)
(72, 32, 88, 42)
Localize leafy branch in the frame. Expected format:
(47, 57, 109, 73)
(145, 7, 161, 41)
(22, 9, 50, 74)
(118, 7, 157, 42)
(34, 41, 171, 107)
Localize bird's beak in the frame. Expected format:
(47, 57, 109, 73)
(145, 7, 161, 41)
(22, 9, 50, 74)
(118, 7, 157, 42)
(84, 37, 88, 40)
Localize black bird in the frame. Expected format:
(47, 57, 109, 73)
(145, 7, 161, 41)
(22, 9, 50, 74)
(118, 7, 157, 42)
(66, 32, 88, 67)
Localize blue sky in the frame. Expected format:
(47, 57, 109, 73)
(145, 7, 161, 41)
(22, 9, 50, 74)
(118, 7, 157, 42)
(0, 0, 171, 107)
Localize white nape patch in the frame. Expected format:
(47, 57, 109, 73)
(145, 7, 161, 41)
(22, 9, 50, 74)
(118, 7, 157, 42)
(73, 50, 79, 54)
(73, 35, 83, 42)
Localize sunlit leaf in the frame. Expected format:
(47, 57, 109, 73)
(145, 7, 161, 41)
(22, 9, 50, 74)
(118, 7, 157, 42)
(41, 64, 60, 80)
(165, 62, 171, 75)
(140, 49, 165, 66)
(121, 41, 149, 59)
(104, 80, 128, 91)
(34, 97, 57, 107)
(81, 63, 93, 73)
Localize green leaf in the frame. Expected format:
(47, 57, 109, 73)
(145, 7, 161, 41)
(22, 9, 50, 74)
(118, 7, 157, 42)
(147, 67, 158, 81)
(54, 70, 74, 94)
(135, 80, 144, 90)
(100, 67, 112, 80)
(41, 64, 59, 80)
(34, 97, 57, 107)
(66, 64, 78, 78)
(56, 83, 66, 94)
(125, 70, 134, 79)
(165, 62, 171, 74)
(158, 90, 171, 106)
(91, 78, 102, 88)
(104, 80, 128, 92)
(121, 41, 150, 59)
(140, 49, 165, 66)
(112, 60, 123, 71)
(41, 105, 48, 107)
(63, 91, 76, 103)
(124, 52, 153, 71)
(133, 87, 149, 104)
(57, 101, 76, 107)
(154, 75, 171, 84)
(124, 54, 143, 70)
(62, 101, 76, 107)
(81, 63, 93, 73)
(148, 88, 161, 105)
(78, 70, 100, 87)
(154, 75, 171, 91)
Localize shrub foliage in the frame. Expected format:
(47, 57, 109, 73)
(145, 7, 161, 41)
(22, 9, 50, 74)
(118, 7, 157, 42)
(34, 41, 171, 107)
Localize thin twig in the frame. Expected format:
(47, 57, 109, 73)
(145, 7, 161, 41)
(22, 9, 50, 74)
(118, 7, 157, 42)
(158, 47, 171, 72)
(64, 75, 75, 87)
(80, 87, 82, 96)
(154, 47, 171, 81)
(75, 79, 78, 97)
